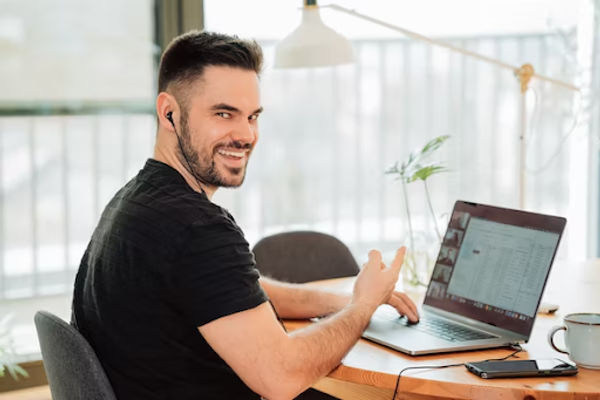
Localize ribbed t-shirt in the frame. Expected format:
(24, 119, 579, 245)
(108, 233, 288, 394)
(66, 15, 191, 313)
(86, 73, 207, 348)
(72, 159, 267, 399)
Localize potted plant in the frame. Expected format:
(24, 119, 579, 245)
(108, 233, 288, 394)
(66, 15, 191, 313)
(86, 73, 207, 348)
(0, 315, 28, 381)
(385, 135, 450, 286)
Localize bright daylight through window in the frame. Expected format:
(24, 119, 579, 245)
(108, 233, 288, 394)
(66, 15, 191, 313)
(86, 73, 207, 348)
(0, 0, 598, 364)
(205, 0, 596, 265)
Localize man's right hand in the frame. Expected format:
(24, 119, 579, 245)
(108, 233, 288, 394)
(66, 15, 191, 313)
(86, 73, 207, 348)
(351, 248, 406, 312)
(200, 247, 407, 399)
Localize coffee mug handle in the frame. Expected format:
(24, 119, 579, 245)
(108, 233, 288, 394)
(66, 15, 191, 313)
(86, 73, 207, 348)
(548, 325, 569, 354)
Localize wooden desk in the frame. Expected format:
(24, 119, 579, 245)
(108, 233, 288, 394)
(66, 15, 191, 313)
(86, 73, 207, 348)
(289, 259, 600, 400)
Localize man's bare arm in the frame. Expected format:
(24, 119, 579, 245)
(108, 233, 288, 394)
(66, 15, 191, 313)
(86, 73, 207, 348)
(260, 275, 419, 322)
(259, 277, 350, 319)
(199, 248, 406, 400)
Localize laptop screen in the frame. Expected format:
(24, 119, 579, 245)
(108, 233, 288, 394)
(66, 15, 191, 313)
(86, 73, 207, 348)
(423, 201, 566, 337)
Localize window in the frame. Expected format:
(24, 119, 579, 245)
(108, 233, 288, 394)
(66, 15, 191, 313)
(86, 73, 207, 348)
(0, 0, 156, 356)
(206, 0, 596, 265)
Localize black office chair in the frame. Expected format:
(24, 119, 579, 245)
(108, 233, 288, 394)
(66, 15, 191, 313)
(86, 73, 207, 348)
(252, 231, 360, 283)
(34, 311, 117, 400)
(253, 231, 359, 400)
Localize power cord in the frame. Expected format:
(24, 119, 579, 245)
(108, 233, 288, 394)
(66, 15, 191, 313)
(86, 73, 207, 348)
(391, 344, 523, 399)
(525, 87, 584, 174)
(270, 298, 524, 399)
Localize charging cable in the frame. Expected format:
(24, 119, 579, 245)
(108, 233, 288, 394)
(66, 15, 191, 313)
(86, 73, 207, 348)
(391, 344, 523, 399)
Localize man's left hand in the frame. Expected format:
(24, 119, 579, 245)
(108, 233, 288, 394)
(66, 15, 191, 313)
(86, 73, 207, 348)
(386, 290, 419, 322)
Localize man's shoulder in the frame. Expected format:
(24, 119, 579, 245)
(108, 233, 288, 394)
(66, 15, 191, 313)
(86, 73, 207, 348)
(91, 159, 245, 261)
(120, 160, 224, 227)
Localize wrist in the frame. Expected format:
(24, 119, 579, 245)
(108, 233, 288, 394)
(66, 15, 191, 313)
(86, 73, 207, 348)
(330, 293, 351, 314)
(349, 298, 379, 316)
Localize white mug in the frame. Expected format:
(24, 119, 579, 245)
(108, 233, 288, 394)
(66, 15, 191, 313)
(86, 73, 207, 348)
(548, 313, 600, 369)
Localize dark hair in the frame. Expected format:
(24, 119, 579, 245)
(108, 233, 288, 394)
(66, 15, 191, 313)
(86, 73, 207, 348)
(158, 30, 263, 95)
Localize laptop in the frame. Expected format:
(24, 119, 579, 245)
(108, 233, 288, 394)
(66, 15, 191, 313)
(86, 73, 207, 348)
(362, 200, 566, 355)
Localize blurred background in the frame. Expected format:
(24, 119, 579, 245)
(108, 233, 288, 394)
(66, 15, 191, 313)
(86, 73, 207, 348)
(0, 0, 599, 367)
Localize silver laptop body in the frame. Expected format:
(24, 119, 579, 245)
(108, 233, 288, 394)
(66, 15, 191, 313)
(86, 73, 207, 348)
(362, 200, 566, 356)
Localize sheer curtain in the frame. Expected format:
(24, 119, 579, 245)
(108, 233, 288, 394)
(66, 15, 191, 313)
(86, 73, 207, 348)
(214, 33, 585, 264)
(0, 0, 596, 299)
(0, 0, 156, 357)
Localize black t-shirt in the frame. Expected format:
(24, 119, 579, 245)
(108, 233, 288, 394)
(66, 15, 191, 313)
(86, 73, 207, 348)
(72, 159, 268, 399)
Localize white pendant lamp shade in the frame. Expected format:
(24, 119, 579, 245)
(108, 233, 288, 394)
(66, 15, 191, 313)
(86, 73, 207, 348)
(274, 7, 355, 68)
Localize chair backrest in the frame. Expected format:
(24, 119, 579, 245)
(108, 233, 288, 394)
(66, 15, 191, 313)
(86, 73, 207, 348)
(252, 231, 360, 283)
(34, 311, 117, 400)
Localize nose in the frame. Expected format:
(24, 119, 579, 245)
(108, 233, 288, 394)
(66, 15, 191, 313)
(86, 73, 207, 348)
(232, 118, 257, 145)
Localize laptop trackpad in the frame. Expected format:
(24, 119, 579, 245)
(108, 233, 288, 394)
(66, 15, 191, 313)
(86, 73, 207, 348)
(364, 317, 452, 351)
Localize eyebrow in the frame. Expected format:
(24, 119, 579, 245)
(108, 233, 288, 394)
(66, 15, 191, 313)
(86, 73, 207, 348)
(211, 103, 264, 115)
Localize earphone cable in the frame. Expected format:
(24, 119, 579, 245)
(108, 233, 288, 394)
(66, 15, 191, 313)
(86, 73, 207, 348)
(167, 112, 207, 194)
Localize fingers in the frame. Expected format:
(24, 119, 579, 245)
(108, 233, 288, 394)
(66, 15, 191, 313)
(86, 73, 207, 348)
(363, 250, 385, 271)
(390, 247, 406, 275)
(367, 249, 383, 269)
(388, 291, 420, 322)
(366, 248, 404, 272)
(401, 292, 420, 321)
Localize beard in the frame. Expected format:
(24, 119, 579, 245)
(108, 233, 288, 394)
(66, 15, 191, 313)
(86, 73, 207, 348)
(176, 112, 251, 188)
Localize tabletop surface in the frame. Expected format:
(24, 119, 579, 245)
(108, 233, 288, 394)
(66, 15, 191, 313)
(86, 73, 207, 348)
(287, 258, 600, 399)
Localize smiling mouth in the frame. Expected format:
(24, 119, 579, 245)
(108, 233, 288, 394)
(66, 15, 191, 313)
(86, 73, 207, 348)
(217, 148, 247, 159)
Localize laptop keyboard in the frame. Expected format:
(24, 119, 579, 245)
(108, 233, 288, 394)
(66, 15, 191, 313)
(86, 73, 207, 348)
(410, 316, 496, 342)
(375, 308, 496, 342)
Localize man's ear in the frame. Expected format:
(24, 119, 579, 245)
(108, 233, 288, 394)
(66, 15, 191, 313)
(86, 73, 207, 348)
(156, 92, 179, 131)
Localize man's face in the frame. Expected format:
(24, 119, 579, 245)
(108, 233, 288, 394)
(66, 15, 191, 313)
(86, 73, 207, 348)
(177, 66, 262, 189)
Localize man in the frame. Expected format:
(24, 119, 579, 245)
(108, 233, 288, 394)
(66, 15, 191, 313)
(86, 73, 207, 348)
(72, 31, 419, 399)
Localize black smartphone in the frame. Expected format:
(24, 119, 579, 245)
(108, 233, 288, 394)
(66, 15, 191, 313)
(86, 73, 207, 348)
(465, 359, 578, 379)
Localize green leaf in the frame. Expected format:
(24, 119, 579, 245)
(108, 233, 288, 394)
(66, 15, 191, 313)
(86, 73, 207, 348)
(385, 135, 451, 183)
(408, 165, 448, 182)
(420, 135, 450, 156)
(404, 150, 419, 166)
(7, 364, 28, 380)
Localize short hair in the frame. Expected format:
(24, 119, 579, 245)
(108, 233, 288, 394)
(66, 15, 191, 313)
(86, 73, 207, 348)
(157, 30, 263, 96)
